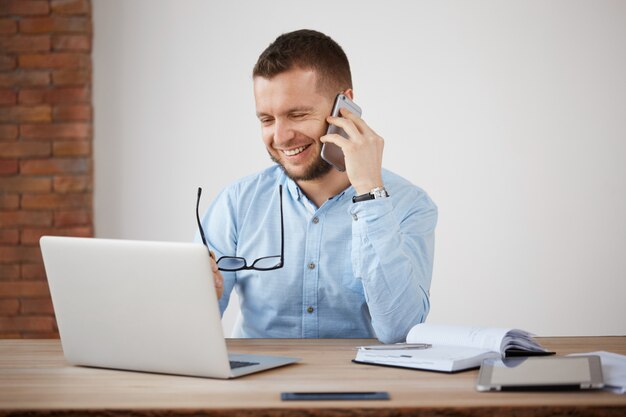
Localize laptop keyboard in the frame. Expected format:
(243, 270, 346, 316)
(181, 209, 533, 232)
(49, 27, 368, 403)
(229, 360, 259, 370)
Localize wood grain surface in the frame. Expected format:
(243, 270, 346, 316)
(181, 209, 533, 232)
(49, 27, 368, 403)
(0, 337, 625, 416)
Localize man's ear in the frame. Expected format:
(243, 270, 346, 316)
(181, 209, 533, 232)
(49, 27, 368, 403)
(343, 88, 354, 100)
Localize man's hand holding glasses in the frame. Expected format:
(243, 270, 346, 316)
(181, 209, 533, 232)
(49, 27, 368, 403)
(196, 185, 285, 300)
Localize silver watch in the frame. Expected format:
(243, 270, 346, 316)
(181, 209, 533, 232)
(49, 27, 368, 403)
(352, 186, 389, 203)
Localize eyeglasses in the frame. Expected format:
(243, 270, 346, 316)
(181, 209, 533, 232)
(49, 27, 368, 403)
(195, 185, 284, 272)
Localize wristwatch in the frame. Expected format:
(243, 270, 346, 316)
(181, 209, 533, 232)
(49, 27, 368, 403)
(352, 186, 389, 203)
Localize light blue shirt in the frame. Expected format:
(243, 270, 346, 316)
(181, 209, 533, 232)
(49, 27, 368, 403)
(197, 165, 437, 343)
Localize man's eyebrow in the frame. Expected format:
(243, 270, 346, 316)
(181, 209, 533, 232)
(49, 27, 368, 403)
(256, 106, 315, 118)
(288, 106, 314, 113)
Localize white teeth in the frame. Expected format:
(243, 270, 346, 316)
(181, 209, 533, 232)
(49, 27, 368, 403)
(283, 145, 308, 156)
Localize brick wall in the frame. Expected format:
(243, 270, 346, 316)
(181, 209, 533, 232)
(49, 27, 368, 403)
(0, 0, 92, 338)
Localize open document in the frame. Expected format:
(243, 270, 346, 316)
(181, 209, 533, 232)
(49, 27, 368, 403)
(354, 324, 551, 372)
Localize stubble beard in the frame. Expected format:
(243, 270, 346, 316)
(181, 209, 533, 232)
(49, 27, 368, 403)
(268, 147, 333, 182)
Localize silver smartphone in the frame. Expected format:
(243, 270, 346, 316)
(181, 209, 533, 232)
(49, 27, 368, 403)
(321, 93, 362, 172)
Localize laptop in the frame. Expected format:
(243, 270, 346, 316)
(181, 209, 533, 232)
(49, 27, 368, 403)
(40, 236, 300, 379)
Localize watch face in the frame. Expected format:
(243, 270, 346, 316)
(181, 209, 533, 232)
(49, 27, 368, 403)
(372, 187, 389, 199)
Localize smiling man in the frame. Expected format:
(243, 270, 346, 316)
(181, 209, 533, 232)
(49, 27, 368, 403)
(197, 29, 437, 343)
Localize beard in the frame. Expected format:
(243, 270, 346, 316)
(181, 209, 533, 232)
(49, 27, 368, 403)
(268, 147, 333, 182)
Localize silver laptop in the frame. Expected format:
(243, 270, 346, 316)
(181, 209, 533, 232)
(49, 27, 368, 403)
(40, 236, 299, 379)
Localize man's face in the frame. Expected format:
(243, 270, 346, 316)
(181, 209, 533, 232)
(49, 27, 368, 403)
(253, 68, 335, 182)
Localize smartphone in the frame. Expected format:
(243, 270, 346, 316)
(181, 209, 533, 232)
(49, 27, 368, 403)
(320, 93, 362, 172)
(281, 391, 389, 401)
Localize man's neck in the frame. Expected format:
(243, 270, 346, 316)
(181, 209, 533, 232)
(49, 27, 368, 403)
(296, 169, 351, 208)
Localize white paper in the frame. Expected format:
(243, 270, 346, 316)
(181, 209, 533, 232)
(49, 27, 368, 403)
(406, 323, 545, 354)
(355, 345, 499, 372)
(569, 351, 626, 394)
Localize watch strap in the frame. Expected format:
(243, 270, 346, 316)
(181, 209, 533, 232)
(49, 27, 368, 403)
(352, 186, 389, 203)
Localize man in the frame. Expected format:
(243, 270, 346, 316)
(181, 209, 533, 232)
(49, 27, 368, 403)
(198, 29, 437, 343)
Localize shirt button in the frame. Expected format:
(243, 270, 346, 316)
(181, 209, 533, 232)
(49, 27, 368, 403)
(307, 306, 314, 313)
(352, 213, 358, 221)
(308, 262, 316, 270)
(312, 216, 319, 224)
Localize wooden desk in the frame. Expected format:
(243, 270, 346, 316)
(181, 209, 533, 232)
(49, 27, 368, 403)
(0, 337, 625, 416)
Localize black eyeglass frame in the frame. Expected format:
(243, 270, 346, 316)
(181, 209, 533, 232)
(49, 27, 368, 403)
(195, 185, 284, 272)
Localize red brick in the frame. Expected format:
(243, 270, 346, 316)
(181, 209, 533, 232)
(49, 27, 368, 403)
(0, 246, 42, 264)
(0, 193, 19, 209)
(0, 35, 50, 53)
(0, 279, 48, 297)
(0, 105, 51, 122)
(20, 297, 54, 314)
(20, 157, 89, 175)
(46, 86, 90, 103)
(21, 192, 91, 209)
(52, 34, 90, 51)
(18, 53, 90, 70)
(51, 0, 90, 15)
(0, 316, 55, 332)
(21, 225, 92, 244)
(54, 208, 90, 226)
(0, 19, 17, 35)
(0, 141, 51, 157)
(0, 1, 50, 16)
(0, 264, 20, 280)
(52, 104, 90, 121)
(53, 174, 90, 192)
(21, 262, 46, 280)
(16, 89, 44, 104)
(0, 210, 52, 227)
(20, 122, 91, 140)
(19, 87, 89, 105)
(0, 89, 16, 105)
(0, 158, 18, 175)
(52, 140, 89, 156)
(0, 54, 16, 71)
(0, 124, 18, 140)
(0, 72, 50, 88)
(19, 16, 90, 33)
(0, 299, 19, 315)
(51, 69, 90, 86)
(0, 176, 51, 192)
(21, 330, 60, 339)
(0, 228, 18, 244)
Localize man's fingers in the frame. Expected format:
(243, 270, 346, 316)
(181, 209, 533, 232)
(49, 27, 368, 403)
(339, 107, 371, 133)
(321, 132, 349, 145)
(327, 114, 360, 139)
(210, 257, 224, 299)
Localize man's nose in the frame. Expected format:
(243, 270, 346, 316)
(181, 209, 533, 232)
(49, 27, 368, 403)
(273, 119, 295, 145)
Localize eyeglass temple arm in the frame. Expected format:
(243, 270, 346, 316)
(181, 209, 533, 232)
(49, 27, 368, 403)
(279, 185, 284, 264)
(196, 187, 209, 247)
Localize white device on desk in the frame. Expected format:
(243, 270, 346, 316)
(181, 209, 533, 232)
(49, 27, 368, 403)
(40, 236, 300, 379)
(477, 355, 604, 391)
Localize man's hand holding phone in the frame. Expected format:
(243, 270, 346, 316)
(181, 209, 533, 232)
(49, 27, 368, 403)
(321, 97, 385, 194)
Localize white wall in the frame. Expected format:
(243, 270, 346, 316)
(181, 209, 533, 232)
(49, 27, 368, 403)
(93, 0, 626, 337)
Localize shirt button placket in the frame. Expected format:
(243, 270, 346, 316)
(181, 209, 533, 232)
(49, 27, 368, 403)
(303, 212, 321, 338)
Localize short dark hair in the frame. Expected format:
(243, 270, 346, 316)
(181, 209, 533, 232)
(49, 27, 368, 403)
(253, 29, 352, 94)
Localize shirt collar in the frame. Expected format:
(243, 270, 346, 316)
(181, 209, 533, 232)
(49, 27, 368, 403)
(280, 169, 354, 204)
